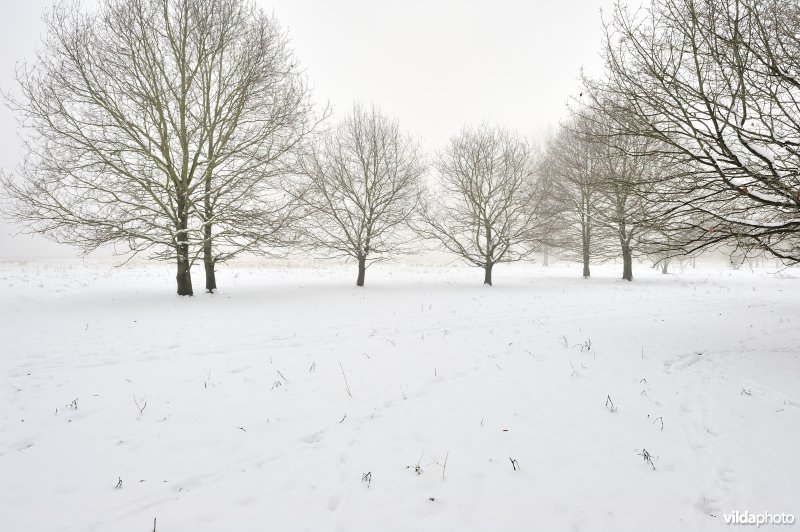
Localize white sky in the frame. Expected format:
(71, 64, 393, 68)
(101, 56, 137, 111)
(0, 0, 614, 258)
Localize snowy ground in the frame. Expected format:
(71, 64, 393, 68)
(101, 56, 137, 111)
(1, 259, 799, 531)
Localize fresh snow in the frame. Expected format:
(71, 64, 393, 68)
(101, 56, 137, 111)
(1, 259, 799, 531)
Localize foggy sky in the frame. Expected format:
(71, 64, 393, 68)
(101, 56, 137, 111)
(0, 0, 613, 259)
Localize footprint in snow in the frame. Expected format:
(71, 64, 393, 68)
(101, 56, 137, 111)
(328, 494, 342, 511)
(302, 430, 324, 444)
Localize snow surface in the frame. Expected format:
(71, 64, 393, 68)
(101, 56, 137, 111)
(1, 259, 799, 531)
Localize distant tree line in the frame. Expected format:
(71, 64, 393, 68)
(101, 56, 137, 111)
(1, 0, 797, 294)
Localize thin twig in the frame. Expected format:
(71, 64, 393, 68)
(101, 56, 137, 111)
(637, 449, 656, 470)
(339, 361, 352, 398)
(133, 394, 147, 415)
(605, 394, 617, 412)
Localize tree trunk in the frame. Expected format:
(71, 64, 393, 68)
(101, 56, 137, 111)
(621, 246, 633, 281)
(356, 257, 366, 287)
(203, 164, 216, 293)
(176, 245, 193, 296)
(661, 261, 669, 274)
(176, 195, 193, 296)
(484, 260, 493, 286)
(542, 247, 549, 267)
(582, 225, 591, 278)
(203, 246, 216, 293)
(582, 250, 590, 278)
(203, 223, 216, 293)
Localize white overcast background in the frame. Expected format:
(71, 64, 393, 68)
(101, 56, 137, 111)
(0, 0, 614, 259)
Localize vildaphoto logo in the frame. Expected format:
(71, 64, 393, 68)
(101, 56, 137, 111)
(723, 511, 795, 526)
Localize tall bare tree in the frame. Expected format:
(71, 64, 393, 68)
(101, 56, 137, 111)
(191, 0, 320, 292)
(418, 125, 545, 285)
(538, 119, 607, 278)
(297, 104, 425, 286)
(586, 0, 800, 264)
(576, 104, 670, 281)
(1, 0, 318, 295)
(592, 140, 664, 281)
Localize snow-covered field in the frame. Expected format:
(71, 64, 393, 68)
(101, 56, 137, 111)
(1, 259, 799, 531)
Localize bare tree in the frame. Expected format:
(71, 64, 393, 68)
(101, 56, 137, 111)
(192, 0, 321, 292)
(1, 0, 318, 295)
(297, 104, 425, 287)
(586, 0, 800, 264)
(578, 104, 670, 281)
(538, 119, 607, 278)
(593, 142, 665, 281)
(418, 125, 545, 285)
